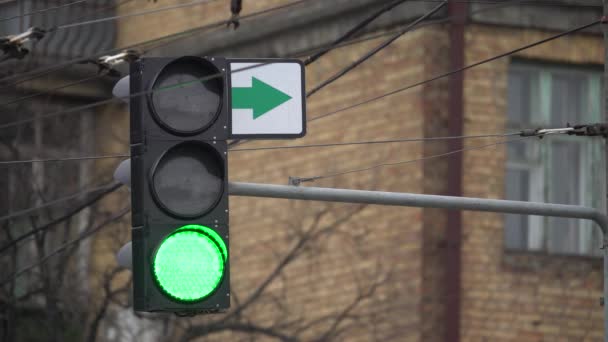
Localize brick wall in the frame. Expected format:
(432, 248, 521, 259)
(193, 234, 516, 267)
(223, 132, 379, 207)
(115, 0, 295, 49)
(461, 24, 604, 341)
(105, 2, 452, 338)
(93, 1, 606, 340)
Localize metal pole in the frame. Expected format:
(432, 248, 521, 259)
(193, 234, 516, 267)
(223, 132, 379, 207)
(229, 182, 608, 339)
(602, 0, 608, 338)
(229, 182, 608, 236)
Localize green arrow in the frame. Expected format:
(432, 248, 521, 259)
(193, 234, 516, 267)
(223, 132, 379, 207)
(231, 77, 292, 119)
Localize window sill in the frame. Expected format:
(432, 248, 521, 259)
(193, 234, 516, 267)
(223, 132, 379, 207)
(502, 249, 602, 276)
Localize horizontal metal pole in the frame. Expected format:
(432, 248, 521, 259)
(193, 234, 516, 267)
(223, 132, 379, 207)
(229, 182, 608, 235)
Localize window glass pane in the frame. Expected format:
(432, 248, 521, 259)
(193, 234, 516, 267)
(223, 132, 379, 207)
(504, 169, 529, 250)
(507, 69, 533, 126)
(506, 62, 602, 257)
(547, 140, 581, 254)
(550, 73, 587, 126)
(0, 1, 31, 36)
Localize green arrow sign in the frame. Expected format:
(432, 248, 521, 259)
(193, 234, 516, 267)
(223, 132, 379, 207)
(231, 77, 292, 119)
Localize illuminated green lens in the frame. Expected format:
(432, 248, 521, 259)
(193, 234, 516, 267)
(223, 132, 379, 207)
(176, 225, 227, 262)
(153, 227, 225, 302)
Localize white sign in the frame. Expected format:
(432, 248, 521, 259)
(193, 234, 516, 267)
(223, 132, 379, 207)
(229, 59, 306, 138)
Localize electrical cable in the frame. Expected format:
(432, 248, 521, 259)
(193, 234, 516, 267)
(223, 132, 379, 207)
(231, 132, 521, 152)
(294, 136, 532, 183)
(304, 0, 411, 66)
(2, 0, 384, 108)
(406, 0, 601, 7)
(50, 0, 222, 32)
(0, 133, 521, 164)
(0, 0, 88, 23)
(292, 0, 532, 59)
(0, 207, 130, 287)
(138, 0, 312, 54)
(0, 182, 122, 255)
(0, 153, 130, 165)
(0, 62, 278, 130)
(0, 73, 105, 107)
(306, 0, 447, 97)
(308, 18, 602, 123)
(228, 0, 445, 148)
(0, 182, 118, 224)
(0, 0, 312, 89)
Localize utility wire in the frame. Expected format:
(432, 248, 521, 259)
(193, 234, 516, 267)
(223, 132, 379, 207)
(229, 0, 443, 148)
(0, 182, 118, 224)
(231, 133, 520, 152)
(138, 0, 312, 54)
(292, 0, 531, 59)
(0, 207, 130, 287)
(50, 0, 221, 32)
(306, 0, 447, 97)
(0, 133, 520, 164)
(3, 0, 385, 108)
(294, 137, 531, 183)
(406, 0, 601, 7)
(0, 153, 129, 165)
(230, 1, 598, 148)
(0, 0, 88, 23)
(0, 0, 311, 89)
(0, 62, 279, 130)
(1, 125, 587, 163)
(304, 0, 410, 66)
(309, 18, 602, 123)
(1, 0, 499, 109)
(0, 182, 122, 255)
(0, 73, 105, 107)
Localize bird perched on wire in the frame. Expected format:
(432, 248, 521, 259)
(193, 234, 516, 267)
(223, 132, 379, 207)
(228, 0, 242, 29)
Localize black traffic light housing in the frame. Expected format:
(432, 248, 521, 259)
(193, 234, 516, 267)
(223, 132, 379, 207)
(130, 56, 230, 313)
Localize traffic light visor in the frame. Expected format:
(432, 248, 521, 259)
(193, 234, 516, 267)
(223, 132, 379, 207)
(149, 57, 223, 134)
(150, 142, 224, 218)
(152, 226, 226, 302)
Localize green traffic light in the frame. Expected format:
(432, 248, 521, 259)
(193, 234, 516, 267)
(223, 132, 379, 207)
(153, 225, 226, 302)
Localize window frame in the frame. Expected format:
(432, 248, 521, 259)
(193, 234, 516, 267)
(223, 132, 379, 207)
(504, 60, 604, 257)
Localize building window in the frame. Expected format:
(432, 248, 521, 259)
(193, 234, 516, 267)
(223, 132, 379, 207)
(504, 61, 605, 257)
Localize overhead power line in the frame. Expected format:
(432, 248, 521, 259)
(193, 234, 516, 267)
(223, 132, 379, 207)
(231, 133, 520, 152)
(306, 0, 447, 97)
(2, 16, 599, 131)
(304, 0, 411, 66)
(0, 0, 88, 23)
(0, 153, 130, 166)
(0, 0, 524, 108)
(0, 207, 130, 287)
(138, 0, 312, 54)
(0, 0, 311, 89)
(308, 17, 603, 123)
(407, 0, 601, 7)
(3, 0, 401, 107)
(292, 137, 532, 184)
(0, 182, 119, 224)
(0, 182, 122, 255)
(51, 0, 222, 31)
(0, 62, 279, 130)
(228, 0, 442, 148)
(0, 133, 520, 165)
(0, 74, 105, 107)
(292, 0, 534, 59)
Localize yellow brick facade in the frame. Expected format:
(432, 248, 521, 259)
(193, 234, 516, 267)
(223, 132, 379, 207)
(87, 2, 606, 340)
(462, 24, 603, 341)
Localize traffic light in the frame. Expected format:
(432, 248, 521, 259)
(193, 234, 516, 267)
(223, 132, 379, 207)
(129, 56, 229, 313)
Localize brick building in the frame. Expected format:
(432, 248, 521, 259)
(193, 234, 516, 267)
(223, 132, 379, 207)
(2, 0, 605, 341)
(99, 0, 606, 341)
